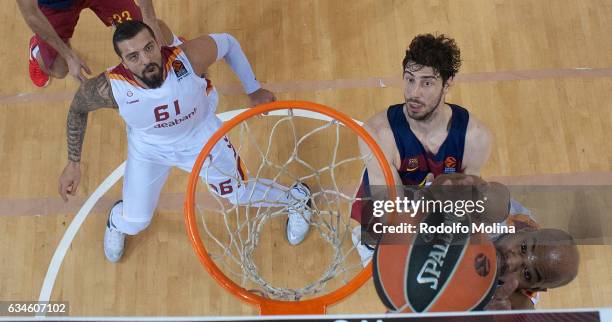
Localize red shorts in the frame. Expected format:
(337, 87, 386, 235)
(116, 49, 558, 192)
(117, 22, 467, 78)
(36, 0, 142, 68)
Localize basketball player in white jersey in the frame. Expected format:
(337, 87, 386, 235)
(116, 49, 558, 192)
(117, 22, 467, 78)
(58, 21, 313, 262)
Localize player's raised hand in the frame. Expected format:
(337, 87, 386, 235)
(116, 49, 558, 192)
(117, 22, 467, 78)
(485, 276, 519, 310)
(149, 21, 168, 47)
(248, 88, 276, 107)
(58, 162, 81, 202)
(66, 50, 92, 83)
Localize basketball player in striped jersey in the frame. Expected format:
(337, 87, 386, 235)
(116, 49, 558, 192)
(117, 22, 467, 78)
(351, 34, 492, 263)
(58, 21, 313, 263)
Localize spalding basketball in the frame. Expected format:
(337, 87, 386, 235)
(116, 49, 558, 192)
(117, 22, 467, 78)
(373, 212, 497, 312)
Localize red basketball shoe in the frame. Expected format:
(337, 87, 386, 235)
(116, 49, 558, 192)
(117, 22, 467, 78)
(29, 36, 50, 88)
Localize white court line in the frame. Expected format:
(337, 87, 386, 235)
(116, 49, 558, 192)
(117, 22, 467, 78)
(36, 107, 361, 318)
(36, 161, 126, 317)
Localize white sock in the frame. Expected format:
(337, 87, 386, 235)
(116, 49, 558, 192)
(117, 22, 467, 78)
(108, 202, 123, 230)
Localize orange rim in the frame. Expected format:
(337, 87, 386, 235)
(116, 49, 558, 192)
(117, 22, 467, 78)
(184, 100, 396, 315)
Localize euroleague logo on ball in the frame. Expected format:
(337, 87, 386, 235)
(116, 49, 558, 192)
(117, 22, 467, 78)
(474, 253, 491, 277)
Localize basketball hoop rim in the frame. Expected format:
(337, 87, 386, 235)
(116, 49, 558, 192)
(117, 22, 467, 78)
(184, 100, 396, 314)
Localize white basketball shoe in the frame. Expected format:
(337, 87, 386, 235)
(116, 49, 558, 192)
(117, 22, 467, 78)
(104, 200, 126, 263)
(286, 182, 312, 245)
(351, 226, 374, 267)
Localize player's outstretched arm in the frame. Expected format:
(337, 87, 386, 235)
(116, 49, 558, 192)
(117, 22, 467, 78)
(462, 117, 493, 175)
(509, 291, 536, 310)
(180, 33, 275, 106)
(58, 73, 118, 201)
(359, 112, 404, 197)
(136, 1, 175, 46)
(484, 276, 518, 310)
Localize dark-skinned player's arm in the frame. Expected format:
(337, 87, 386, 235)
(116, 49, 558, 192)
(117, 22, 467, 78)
(58, 73, 118, 201)
(179, 33, 275, 107)
(484, 276, 519, 310)
(509, 291, 536, 310)
(485, 276, 537, 310)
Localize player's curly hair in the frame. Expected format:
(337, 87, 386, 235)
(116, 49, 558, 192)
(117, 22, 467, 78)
(402, 34, 461, 84)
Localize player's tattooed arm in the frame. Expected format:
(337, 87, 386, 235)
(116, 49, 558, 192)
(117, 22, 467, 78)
(66, 73, 118, 162)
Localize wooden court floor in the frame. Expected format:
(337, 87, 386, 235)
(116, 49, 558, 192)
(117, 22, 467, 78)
(0, 0, 611, 316)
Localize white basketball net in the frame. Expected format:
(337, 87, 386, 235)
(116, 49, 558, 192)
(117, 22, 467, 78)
(195, 109, 373, 301)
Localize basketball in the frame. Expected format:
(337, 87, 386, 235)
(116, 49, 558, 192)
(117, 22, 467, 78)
(373, 212, 497, 313)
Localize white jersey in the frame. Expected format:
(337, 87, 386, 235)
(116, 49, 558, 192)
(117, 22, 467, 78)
(106, 46, 219, 163)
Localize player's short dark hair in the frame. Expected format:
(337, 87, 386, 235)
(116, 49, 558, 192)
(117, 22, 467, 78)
(402, 34, 461, 84)
(112, 20, 155, 57)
